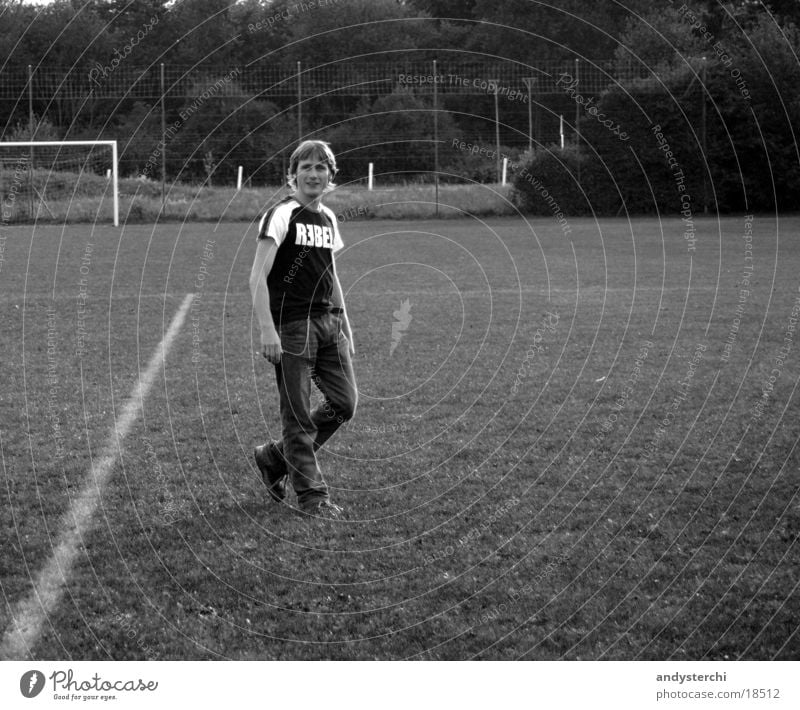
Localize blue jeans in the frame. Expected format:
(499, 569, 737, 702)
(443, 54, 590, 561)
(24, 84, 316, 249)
(274, 312, 357, 508)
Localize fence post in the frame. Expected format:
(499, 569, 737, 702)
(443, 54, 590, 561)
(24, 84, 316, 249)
(523, 76, 536, 152)
(575, 58, 581, 186)
(490, 77, 500, 182)
(160, 63, 166, 207)
(27, 64, 34, 220)
(701, 57, 708, 214)
(111, 140, 119, 227)
(433, 58, 439, 217)
(297, 60, 302, 141)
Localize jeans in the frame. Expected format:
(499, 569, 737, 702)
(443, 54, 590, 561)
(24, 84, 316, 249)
(274, 312, 357, 507)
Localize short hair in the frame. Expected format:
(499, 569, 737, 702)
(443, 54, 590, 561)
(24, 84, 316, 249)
(286, 140, 338, 191)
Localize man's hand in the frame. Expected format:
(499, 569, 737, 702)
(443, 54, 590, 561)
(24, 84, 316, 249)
(261, 327, 282, 364)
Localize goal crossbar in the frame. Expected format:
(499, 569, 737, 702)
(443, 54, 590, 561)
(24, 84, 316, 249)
(1, 140, 119, 226)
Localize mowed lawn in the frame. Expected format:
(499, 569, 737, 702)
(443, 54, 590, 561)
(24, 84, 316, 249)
(0, 212, 798, 660)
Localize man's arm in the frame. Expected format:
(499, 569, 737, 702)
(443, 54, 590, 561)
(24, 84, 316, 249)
(249, 238, 282, 363)
(331, 261, 355, 356)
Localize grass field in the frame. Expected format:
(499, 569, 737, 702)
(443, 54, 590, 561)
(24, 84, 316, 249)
(0, 212, 798, 660)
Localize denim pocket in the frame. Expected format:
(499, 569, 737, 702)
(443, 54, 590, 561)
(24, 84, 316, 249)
(279, 318, 309, 356)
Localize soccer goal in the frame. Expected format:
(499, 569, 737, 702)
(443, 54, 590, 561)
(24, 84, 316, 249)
(0, 140, 119, 226)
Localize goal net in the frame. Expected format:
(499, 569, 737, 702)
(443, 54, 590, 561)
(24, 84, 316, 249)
(0, 140, 119, 226)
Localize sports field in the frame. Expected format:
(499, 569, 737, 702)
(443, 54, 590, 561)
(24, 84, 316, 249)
(0, 213, 798, 660)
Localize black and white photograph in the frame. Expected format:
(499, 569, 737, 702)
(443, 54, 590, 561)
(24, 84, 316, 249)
(1, 0, 799, 706)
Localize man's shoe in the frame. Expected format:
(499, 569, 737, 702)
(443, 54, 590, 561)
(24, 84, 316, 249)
(254, 442, 287, 502)
(302, 499, 344, 520)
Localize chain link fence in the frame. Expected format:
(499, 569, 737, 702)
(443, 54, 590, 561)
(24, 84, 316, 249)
(1, 59, 652, 184)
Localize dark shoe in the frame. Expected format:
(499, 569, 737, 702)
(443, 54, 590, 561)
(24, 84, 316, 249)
(254, 442, 287, 502)
(301, 499, 344, 520)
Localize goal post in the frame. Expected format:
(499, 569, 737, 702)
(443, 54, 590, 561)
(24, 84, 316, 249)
(0, 140, 119, 226)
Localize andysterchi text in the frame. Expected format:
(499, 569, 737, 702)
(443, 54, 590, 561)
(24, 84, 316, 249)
(654, 671, 782, 703)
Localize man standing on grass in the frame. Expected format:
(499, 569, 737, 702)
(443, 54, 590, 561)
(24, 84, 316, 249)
(249, 140, 357, 519)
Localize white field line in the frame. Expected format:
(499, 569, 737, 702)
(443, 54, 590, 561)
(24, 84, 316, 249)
(0, 293, 194, 660)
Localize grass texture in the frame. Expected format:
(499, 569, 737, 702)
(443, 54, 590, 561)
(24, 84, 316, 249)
(0, 214, 798, 660)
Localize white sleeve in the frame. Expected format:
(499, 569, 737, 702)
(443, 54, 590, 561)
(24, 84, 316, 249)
(324, 206, 344, 252)
(258, 203, 291, 246)
(333, 219, 344, 252)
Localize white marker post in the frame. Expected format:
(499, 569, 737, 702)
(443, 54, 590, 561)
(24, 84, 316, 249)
(368, 162, 374, 190)
(237, 165, 243, 191)
(502, 157, 508, 185)
(560, 115, 565, 150)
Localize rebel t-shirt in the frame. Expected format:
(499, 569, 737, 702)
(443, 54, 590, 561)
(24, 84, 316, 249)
(257, 197, 344, 325)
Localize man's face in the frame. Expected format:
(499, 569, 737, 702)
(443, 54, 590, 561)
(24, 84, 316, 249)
(294, 156, 331, 203)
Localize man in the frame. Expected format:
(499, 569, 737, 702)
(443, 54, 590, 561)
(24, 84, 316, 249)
(249, 140, 357, 519)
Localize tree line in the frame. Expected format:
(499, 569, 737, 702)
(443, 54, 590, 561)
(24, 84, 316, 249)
(1, 0, 798, 212)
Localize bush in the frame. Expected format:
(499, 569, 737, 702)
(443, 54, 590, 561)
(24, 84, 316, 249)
(514, 66, 713, 216)
(515, 12, 800, 217)
(325, 88, 463, 182)
(443, 144, 523, 184)
(511, 145, 629, 217)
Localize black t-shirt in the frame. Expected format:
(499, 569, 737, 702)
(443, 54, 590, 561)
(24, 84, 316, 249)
(257, 197, 344, 326)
